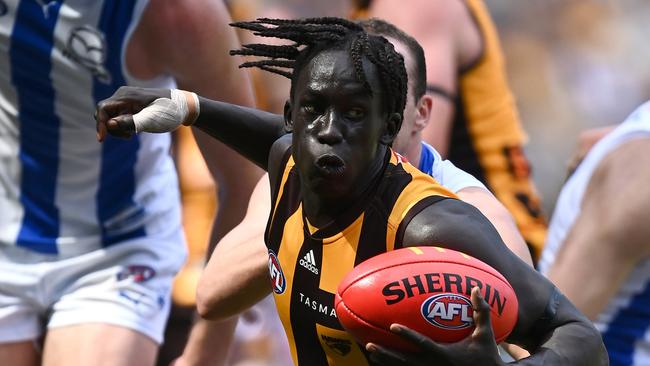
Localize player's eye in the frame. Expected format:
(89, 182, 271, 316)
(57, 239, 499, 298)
(301, 103, 319, 114)
(346, 107, 365, 120)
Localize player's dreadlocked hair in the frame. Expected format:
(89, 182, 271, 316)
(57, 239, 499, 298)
(229, 17, 408, 121)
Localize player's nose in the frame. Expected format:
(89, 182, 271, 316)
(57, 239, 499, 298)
(316, 109, 343, 145)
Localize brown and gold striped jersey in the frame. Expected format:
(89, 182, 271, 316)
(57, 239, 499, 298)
(265, 148, 456, 365)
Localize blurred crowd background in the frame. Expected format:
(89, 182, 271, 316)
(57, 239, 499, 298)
(487, 0, 650, 214)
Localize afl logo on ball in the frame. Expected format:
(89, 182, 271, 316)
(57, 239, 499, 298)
(268, 250, 286, 294)
(421, 293, 474, 330)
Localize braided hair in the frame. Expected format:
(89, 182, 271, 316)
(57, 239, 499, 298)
(230, 17, 408, 122)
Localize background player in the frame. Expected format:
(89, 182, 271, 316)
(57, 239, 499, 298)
(539, 101, 650, 366)
(96, 17, 607, 366)
(0, 1, 258, 365)
(352, 0, 547, 261)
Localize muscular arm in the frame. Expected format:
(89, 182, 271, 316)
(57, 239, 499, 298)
(193, 99, 286, 170)
(402, 199, 607, 365)
(196, 174, 272, 320)
(547, 138, 650, 319)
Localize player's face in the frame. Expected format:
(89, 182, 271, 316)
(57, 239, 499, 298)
(287, 48, 391, 198)
(390, 38, 417, 155)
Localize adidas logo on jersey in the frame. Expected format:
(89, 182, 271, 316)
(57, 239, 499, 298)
(299, 250, 319, 275)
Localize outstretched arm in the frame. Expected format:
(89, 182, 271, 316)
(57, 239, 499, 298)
(369, 198, 607, 365)
(95, 87, 286, 170)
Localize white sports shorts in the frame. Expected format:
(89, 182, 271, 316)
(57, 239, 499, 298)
(0, 233, 186, 345)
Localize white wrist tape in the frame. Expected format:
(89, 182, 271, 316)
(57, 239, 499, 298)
(132, 89, 200, 133)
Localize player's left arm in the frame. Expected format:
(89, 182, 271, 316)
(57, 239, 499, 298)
(368, 198, 608, 365)
(547, 138, 650, 319)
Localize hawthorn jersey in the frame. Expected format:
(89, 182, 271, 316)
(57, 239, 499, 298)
(449, 0, 546, 260)
(539, 101, 650, 366)
(0, 0, 182, 256)
(352, 0, 547, 261)
(265, 148, 456, 366)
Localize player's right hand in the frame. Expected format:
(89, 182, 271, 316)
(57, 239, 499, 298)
(366, 288, 505, 366)
(95, 86, 171, 142)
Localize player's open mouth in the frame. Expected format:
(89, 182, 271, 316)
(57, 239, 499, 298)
(315, 154, 345, 176)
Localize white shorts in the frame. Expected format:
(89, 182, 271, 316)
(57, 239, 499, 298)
(0, 233, 186, 345)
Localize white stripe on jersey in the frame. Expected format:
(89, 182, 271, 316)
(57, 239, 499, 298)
(52, 3, 103, 247)
(0, 6, 22, 247)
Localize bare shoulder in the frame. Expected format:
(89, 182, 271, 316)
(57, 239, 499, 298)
(590, 137, 650, 185)
(583, 137, 650, 254)
(587, 137, 650, 205)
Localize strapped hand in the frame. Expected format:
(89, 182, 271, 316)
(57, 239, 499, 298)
(95, 87, 199, 142)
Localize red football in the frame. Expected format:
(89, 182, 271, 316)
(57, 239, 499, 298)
(335, 246, 518, 351)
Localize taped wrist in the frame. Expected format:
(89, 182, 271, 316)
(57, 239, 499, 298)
(173, 89, 200, 126)
(132, 89, 200, 133)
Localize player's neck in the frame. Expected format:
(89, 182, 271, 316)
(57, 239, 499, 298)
(404, 138, 423, 168)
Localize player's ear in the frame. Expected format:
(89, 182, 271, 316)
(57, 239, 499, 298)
(413, 94, 433, 132)
(381, 112, 402, 145)
(283, 100, 293, 133)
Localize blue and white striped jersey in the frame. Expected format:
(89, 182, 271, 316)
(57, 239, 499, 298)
(0, 0, 182, 256)
(539, 101, 650, 366)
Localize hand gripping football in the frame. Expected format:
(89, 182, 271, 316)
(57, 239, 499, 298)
(335, 246, 518, 351)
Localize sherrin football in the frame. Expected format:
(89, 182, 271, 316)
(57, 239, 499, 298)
(334, 246, 518, 351)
